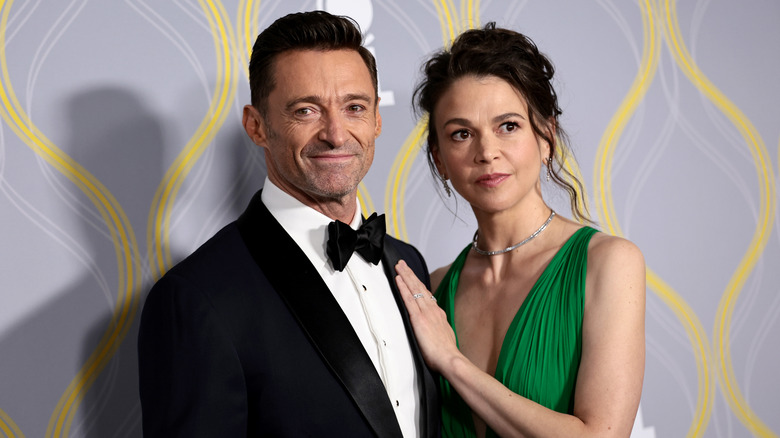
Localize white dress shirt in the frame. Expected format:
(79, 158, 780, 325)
(261, 178, 421, 438)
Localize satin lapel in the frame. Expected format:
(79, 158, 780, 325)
(381, 240, 439, 437)
(237, 191, 403, 438)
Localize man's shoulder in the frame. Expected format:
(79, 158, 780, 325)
(166, 221, 245, 277)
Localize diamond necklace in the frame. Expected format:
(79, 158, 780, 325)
(471, 210, 556, 256)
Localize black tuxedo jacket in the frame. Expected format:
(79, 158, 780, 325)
(138, 190, 440, 437)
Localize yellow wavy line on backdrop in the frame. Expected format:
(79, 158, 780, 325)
(238, 0, 260, 71)
(386, 120, 427, 239)
(595, 0, 718, 435)
(147, 0, 237, 279)
(0, 408, 24, 438)
(460, 0, 478, 31)
(384, 0, 470, 241)
(661, 1, 778, 437)
(432, 0, 459, 47)
(0, 2, 143, 437)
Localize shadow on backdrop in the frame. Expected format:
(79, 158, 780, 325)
(71, 87, 165, 438)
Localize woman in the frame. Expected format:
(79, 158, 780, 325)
(395, 23, 645, 437)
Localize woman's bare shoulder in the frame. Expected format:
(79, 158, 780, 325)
(586, 232, 645, 298)
(587, 232, 644, 268)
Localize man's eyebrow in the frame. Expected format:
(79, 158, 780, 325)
(285, 93, 374, 111)
(343, 93, 373, 103)
(285, 95, 323, 111)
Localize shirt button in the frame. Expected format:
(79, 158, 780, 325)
(383, 340, 387, 346)
(396, 400, 400, 407)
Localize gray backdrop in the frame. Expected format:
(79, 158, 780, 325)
(1, 1, 778, 437)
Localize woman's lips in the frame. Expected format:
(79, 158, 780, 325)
(476, 173, 509, 187)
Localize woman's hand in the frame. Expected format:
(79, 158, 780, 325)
(395, 260, 461, 372)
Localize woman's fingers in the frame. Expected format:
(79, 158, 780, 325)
(395, 260, 434, 302)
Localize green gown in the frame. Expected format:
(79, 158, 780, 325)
(435, 226, 597, 438)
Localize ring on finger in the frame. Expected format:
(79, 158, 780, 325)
(413, 293, 425, 299)
(429, 296, 437, 302)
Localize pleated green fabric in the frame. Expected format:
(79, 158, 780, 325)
(434, 226, 597, 438)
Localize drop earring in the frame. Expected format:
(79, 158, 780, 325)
(442, 177, 452, 197)
(546, 157, 552, 182)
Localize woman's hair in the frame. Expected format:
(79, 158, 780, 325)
(413, 22, 590, 222)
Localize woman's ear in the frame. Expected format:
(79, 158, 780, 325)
(540, 119, 556, 164)
(431, 144, 447, 179)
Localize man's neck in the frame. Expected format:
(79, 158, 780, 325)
(263, 177, 359, 224)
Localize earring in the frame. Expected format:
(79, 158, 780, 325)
(546, 157, 552, 182)
(442, 178, 452, 197)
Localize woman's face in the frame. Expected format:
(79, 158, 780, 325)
(432, 75, 549, 216)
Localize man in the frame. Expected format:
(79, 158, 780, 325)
(137, 10, 440, 437)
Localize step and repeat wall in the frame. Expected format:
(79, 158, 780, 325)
(1, 1, 778, 437)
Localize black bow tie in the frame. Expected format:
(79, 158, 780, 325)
(326, 213, 386, 272)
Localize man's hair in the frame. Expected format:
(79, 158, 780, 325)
(248, 10, 378, 115)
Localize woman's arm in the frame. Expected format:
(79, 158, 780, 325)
(395, 236, 645, 437)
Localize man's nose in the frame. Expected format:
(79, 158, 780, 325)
(318, 114, 349, 147)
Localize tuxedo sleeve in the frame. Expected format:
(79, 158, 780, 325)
(138, 273, 247, 437)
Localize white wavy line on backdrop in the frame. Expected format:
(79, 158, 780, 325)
(742, 263, 780, 398)
(7, 0, 117, 310)
(21, 0, 121, 312)
(69, 344, 121, 437)
(192, 56, 267, 248)
(410, 0, 438, 21)
(126, 0, 212, 102)
(690, 1, 753, 166)
(620, 44, 678, 238)
(172, 0, 210, 32)
(129, 1, 224, 256)
(2, 0, 42, 45)
(0, 142, 113, 336)
(686, 1, 779, 408)
(25, 0, 85, 114)
(24, 0, 115, 243)
(502, 0, 530, 26)
(190, 4, 266, 247)
(645, 333, 696, 418)
(377, 1, 432, 53)
(193, 138, 262, 246)
(591, 5, 647, 197)
(256, 0, 286, 34)
(684, 1, 780, 432)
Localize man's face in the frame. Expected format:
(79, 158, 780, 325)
(245, 49, 381, 208)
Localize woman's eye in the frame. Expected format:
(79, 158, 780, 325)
(451, 130, 470, 141)
(499, 122, 519, 133)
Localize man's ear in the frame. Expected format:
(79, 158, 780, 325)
(374, 97, 382, 138)
(375, 109, 383, 138)
(242, 105, 267, 147)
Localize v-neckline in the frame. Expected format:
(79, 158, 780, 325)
(448, 226, 590, 373)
